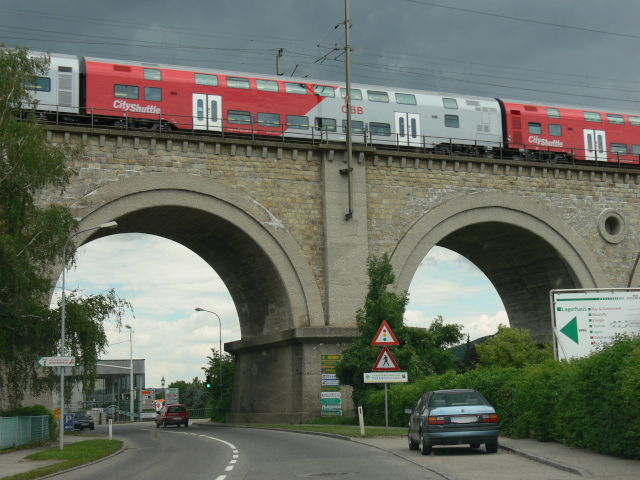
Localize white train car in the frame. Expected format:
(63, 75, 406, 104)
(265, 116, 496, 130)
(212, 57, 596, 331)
(27, 51, 80, 117)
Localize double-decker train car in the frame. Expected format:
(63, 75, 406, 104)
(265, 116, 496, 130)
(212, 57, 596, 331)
(501, 99, 640, 164)
(25, 50, 639, 166)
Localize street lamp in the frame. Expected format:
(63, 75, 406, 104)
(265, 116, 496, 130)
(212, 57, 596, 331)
(195, 308, 223, 406)
(59, 220, 117, 451)
(125, 324, 134, 421)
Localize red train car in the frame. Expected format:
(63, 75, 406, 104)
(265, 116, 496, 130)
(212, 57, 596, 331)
(501, 100, 640, 164)
(81, 57, 333, 135)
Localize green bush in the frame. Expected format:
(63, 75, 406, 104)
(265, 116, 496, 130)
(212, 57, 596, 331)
(358, 335, 640, 459)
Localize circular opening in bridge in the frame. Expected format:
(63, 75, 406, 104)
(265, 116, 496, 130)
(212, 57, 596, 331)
(51, 233, 240, 388)
(605, 216, 621, 236)
(406, 246, 508, 343)
(598, 209, 626, 244)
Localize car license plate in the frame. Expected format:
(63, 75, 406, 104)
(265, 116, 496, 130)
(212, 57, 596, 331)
(451, 416, 477, 423)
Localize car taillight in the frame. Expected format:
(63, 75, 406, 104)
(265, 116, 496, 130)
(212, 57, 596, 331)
(427, 416, 445, 425)
(482, 414, 498, 423)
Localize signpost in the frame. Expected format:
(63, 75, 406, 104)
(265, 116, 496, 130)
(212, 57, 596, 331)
(37, 356, 75, 367)
(165, 388, 179, 405)
(369, 321, 404, 430)
(321, 355, 342, 417)
(363, 372, 408, 383)
(551, 288, 640, 360)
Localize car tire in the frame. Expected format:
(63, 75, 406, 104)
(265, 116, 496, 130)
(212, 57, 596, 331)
(177, 423, 180, 428)
(185, 421, 189, 428)
(408, 431, 419, 451)
(90, 425, 94, 431)
(163, 421, 167, 428)
(470, 443, 480, 449)
(486, 441, 499, 454)
(419, 432, 432, 455)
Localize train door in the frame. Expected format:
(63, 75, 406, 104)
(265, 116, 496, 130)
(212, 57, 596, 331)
(394, 112, 421, 147)
(583, 129, 606, 161)
(192, 94, 222, 131)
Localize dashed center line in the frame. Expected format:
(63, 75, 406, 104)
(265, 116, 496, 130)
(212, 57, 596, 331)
(166, 431, 238, 478)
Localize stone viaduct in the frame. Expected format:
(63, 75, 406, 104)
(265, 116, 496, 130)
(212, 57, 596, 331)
(39, 126, 640, 423)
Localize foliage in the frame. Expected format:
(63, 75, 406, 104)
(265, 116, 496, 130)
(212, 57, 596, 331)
(355, 335, 640, 460)
(0, 45, 132, 408)
(203, 348, 235, 422)
(335, 253, 464, 408)
(475, 324, 553, 368)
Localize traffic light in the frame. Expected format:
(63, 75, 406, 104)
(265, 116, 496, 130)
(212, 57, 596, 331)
(206, 375, 211, 388)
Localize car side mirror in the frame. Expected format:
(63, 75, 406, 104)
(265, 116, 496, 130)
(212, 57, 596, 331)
(404, 408, 413, 414)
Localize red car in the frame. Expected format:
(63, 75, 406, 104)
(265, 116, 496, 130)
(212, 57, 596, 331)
(155, 404, 189, 428)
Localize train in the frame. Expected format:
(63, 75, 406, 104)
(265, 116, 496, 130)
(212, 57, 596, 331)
(26, 51, 640, 165)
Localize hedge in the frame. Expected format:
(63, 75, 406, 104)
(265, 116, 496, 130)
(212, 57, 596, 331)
(358, 335, 640, 459)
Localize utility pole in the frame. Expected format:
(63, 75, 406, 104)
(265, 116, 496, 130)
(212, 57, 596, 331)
(343, 0, 354, 220)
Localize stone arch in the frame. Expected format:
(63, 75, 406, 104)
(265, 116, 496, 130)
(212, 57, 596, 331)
(65, 173, 325, 338)
(390, 192, 607, 343)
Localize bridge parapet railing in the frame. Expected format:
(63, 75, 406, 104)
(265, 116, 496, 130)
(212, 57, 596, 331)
(24, 104, 640, 168)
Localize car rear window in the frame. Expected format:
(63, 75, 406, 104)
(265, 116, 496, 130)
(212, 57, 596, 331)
(429, 391, 488, 407)
(167, 406, 185, 413)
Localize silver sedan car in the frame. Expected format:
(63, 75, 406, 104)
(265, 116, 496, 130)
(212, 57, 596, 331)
(406, 389, 500, 454)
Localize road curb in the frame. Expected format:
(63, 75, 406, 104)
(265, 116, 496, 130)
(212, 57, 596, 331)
(498, 443, 592, 477)
(37, 440, 127, 479)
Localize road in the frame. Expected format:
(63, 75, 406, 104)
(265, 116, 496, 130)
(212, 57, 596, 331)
(56, 423, 441, 480)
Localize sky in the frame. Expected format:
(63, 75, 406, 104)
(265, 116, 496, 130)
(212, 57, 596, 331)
(4, 0, 637, 387)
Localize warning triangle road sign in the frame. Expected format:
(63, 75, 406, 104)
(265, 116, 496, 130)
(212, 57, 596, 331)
(371, 320, 399, 346)
(373, 347, 400, 371)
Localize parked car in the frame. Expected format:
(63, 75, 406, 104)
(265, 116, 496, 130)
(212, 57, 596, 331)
(73, 413, 95, 431)
(156, 404, 189, 428)
(406, 389, 500, 455)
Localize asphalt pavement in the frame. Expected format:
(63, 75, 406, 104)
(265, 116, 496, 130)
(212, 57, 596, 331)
(2, 422, 639, 479)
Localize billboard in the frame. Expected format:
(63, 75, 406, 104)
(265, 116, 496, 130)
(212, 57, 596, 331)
(551, 288, 640, 360)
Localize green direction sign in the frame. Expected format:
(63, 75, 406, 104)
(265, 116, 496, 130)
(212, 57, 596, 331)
(560, 317, 579, 344)
(321, 398, 341, 405)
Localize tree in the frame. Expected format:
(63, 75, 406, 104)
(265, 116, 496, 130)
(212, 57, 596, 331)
(475, 324, 553, 368)
(0, 45, 132, 407)
(336, 253, 464, 408)
(203, 348, 235, 422)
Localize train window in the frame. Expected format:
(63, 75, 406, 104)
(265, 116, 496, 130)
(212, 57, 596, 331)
(610, 143, 628, 154)
(340, 88, 362, 100)
(367, 91, 389, 103)
(210, 100, 218, 122)
(286, 115, 309, 129)
(444, 114, 459, 128)
(315, 117, 337, 132)
(370, 122, 391, 136)
(606, 114, 625, 125)
(546, 108, 560, 118)
(285, 83, 308, 95)
(196, 99, 204, 121)
(549, 124, 562, 136)
(632, 145, 640, 155)
(257, 112, 281, 127)
(630, 116, 640, 126)
(25, 76, 51, 92)
(313, 85, 336, 97)
(195, 73, 218, 86)
(144, 87, 162, 102)
(443, 98, 458, 109)
(528, 123, 542, 135)
(227, 77, 250, 89)
(341, 120, 365, 134)
(114, 84, 139, 99)
(396, 93, 416, 105)
(227, 110, 251, 124)
(256, 80, 279, 92)
(583, 111, 602, 122)
(144, 68, 161, 81)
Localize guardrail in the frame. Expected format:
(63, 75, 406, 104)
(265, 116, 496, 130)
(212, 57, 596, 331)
(24, 103, 640, 167)
(0, 415, 50, 449)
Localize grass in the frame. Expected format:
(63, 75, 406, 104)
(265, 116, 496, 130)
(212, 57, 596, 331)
(250, 423, 406, 437)
(1, 439, 123, 480)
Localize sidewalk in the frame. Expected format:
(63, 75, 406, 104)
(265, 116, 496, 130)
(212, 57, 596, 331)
(355, 435, 640, 480)
(0, 433, 94, 479)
